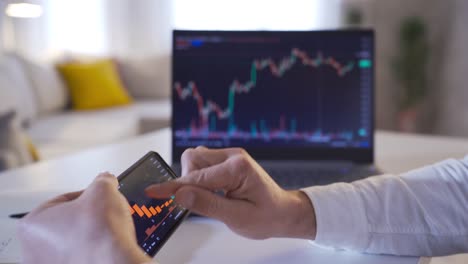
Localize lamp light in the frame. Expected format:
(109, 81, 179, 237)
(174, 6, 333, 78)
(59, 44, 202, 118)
(5, 3, 43, 18)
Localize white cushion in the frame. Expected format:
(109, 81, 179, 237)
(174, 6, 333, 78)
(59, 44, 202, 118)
(28, 107, 139, 144)
(133, 100, 171, 133)
(19, 56, 68, 115)
(117, 56, 170, 99)
(0, 54, 38, 123)
(27, 100, 171, 159)
(132, 99, 171, 120)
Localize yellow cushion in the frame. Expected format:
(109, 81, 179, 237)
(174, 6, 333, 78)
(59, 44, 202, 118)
(24, 136, 40, 162)
(57, 59, 133, 110)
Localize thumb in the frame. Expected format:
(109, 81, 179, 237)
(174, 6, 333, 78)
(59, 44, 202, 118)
(174, 185, 247, 223)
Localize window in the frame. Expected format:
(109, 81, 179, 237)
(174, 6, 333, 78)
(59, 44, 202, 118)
(173, 0, 341, 30)
(47, 0, 107, 55)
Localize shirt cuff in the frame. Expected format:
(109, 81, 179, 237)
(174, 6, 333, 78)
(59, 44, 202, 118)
(301, 182, 369, 251)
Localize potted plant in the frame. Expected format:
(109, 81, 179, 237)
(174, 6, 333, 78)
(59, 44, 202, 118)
(392, 17, 430, 132)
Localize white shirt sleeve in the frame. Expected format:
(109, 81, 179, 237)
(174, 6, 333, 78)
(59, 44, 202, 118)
(302, 156, 468, 257)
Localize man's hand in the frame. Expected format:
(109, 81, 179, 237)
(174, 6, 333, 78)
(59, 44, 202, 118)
(145, 147, 317, 240)
(17, 173, 152, 264)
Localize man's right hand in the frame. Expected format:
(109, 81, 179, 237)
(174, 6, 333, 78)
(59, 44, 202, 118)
(145, 147, 317, 240)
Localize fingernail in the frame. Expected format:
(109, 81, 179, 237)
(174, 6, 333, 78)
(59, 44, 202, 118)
(145, 185, 159, 192)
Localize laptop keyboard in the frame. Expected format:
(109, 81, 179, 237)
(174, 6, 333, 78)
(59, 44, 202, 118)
(265, 165, 381, 189)
(173, 163, 381, 190)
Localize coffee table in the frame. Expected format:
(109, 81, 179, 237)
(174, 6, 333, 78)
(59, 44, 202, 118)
(1, 128, 468, 264)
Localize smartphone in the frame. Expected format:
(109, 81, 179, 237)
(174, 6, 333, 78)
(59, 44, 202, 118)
(117, 151, 189, 257)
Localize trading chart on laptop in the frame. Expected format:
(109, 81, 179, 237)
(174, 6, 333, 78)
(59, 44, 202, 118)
(172, 30, 373, 149)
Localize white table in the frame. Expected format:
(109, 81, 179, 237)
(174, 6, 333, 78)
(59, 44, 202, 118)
(1, 128, 467, 264)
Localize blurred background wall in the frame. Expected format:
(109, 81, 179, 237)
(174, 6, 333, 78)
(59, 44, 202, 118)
(435, 0, 468, 137)
(1, 0, 467, 137)
(358, 0, 468, 137)
(0, 1, 5, 51)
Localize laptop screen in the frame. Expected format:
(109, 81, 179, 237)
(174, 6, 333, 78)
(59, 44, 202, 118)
(172, 30, 374, 163)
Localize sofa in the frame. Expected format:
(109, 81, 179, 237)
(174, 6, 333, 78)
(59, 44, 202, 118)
(0, 53, 171, 169)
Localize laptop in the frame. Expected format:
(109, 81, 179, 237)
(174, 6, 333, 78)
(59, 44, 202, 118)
(171, 30, 380, 189)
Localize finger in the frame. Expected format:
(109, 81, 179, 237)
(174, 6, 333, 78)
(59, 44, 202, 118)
(181, 147, 227, 175)
(91, 172, 118, 188)
(33, 190, 84, 212)
(182, 166, 235, 190)
(146, 159, 242, 199)
(181, 147, 242, 175)
(174, 185, 251, 223)
(145, 181, 180, 199)
(46, 191, 83, 204)
(81, 172, 119, 200)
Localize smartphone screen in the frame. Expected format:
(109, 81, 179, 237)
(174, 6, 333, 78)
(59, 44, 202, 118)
(118, 152, 189, 257)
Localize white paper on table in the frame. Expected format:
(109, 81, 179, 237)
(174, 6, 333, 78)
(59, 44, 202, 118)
(0, 218, 21, 264)
(419, 254, 468, 264)
(0, 190, 67, 264)
(0, 190, 68, 218)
